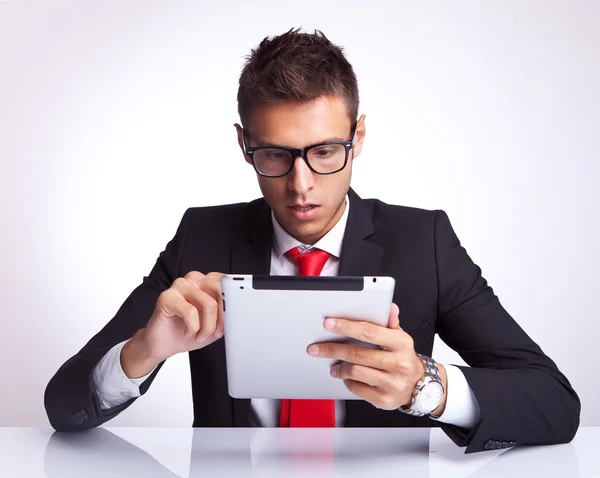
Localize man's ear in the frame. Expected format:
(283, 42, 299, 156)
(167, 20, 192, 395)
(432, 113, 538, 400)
(351, 114, 367, 160)
(234, 123, 252, 164)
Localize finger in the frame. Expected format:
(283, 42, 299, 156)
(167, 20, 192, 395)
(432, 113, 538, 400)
(183, 271, 206, 286)
(342, 379, 397, 410)
(388, 303, 401, 330)
(331, 362, 392, 389)
(323, 317, 398, 350)
(182, 273, 225, 336)
(205, 271, 226, 282)
(309, 342, 394, 371)
(196, 277, 225, 335)
(186, 290, 220, 341)
(172, 278, 220, 340)
(159, 287, 201, 337)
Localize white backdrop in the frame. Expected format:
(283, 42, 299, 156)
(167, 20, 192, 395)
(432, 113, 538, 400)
(1, 0, 598, 428)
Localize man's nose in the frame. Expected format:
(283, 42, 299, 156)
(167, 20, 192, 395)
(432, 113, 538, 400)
(287, 156, 315, 194)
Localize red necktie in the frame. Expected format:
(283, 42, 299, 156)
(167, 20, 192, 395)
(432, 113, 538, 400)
(279, 246, 336, 428)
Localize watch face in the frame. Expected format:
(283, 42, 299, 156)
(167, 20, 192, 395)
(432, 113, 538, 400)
(417, 381, 444, 413)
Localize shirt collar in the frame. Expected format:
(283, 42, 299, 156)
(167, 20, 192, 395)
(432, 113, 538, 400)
(271, 195, 350, 259)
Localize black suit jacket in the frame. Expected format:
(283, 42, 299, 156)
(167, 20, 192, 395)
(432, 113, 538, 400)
(44, 189, 580, 453)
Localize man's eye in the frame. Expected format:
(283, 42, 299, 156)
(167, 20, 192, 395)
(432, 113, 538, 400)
(268, 151, 286, 159)
(313, 148, 334, 157)
(258, 149, 288, 160)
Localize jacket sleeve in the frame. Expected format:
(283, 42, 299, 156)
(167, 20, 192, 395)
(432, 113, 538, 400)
(44, 208, 192, 431)
(432, 210, 580, 453)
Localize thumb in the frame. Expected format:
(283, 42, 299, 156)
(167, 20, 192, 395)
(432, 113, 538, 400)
(388, 303, 400, 329)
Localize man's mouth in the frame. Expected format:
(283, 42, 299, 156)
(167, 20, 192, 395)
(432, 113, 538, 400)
(290, 205, 318, 211)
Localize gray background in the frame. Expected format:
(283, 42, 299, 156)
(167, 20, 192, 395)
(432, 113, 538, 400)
(1, 0, 598, 427)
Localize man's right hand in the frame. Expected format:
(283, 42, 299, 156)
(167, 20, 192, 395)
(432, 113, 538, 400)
(120, 271, 225, 379)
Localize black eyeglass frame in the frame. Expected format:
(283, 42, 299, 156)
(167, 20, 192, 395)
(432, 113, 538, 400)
(242, 125, 357, 178)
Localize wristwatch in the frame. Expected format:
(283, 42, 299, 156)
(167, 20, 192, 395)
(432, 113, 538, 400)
(398, 354, 445, 417)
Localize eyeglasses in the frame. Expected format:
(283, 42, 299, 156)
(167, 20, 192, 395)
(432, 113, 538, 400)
(242, 126, 357, 178)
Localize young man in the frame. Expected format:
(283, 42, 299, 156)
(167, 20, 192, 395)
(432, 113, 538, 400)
(45, 28, 580, 453)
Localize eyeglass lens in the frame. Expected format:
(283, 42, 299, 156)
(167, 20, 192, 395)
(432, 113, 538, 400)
(254, 144, 347, 176)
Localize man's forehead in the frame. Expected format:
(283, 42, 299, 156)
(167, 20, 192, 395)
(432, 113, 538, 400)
(247, 130, 350, 147)
(245, 96, 352, 144)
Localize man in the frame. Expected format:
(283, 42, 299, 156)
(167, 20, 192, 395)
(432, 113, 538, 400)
(45, 28, 580, 453)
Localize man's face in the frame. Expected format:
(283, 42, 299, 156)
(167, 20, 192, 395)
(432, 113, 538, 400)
(236, 95, 366, 245)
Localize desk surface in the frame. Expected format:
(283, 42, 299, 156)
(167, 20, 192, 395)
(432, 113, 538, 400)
(0, 427, 598, 477)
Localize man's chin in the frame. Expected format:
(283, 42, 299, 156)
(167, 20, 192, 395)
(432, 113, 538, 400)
(281, 221, 324, 245)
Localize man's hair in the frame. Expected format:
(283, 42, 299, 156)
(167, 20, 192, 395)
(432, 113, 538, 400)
(237, 28, 359, 129)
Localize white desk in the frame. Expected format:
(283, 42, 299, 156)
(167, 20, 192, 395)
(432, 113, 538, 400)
(0, 427, 598, 477)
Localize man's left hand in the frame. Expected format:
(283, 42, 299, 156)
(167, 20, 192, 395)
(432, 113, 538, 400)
(307, 303, 447, 414)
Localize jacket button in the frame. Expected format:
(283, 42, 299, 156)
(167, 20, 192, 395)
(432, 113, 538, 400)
(69, 409, 88, 424)
(69, 413, 81, 424)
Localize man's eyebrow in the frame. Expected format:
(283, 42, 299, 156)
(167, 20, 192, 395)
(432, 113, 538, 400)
(251, 138, 279, 147)
(250, 136, 348, 147)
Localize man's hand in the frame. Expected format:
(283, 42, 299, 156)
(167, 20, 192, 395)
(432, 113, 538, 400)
(121, 271, 225, 379)
(307, 303, 448, 415)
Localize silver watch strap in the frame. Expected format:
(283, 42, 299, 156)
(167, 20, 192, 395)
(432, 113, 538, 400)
(398, 354, 441, 417)
(420, 354, 441, 382)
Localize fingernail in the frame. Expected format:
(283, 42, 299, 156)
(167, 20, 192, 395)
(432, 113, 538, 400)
(324, 319, 336, 330)
(330, 366, 337, 377)
(307, 345, 319, 356)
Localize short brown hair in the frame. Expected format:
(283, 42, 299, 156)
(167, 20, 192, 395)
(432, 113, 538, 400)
(237, 28, 359, 128)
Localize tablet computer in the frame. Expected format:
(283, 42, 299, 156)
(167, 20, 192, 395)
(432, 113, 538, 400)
(221, 275, 396, 400)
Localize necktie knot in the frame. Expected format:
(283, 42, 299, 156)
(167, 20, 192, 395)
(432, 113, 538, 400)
(286, 247, 331, 277)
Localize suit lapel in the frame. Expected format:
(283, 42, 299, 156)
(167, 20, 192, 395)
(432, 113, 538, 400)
(340, 189, 384, 426)
(230, 201, 273, 276)
(339, 188, 383, 277)
(230, 200, 272, 426)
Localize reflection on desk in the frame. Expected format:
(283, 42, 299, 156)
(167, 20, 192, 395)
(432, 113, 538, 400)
(45, 428, 180, 477)
(34, 427, 594, 478)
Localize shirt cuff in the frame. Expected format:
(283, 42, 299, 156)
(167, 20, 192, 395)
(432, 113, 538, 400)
(92, 340, 157, 410)
(429, 364, 482, 429)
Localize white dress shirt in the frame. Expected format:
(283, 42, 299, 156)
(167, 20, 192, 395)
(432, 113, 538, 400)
(93, 197, 481, 429)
